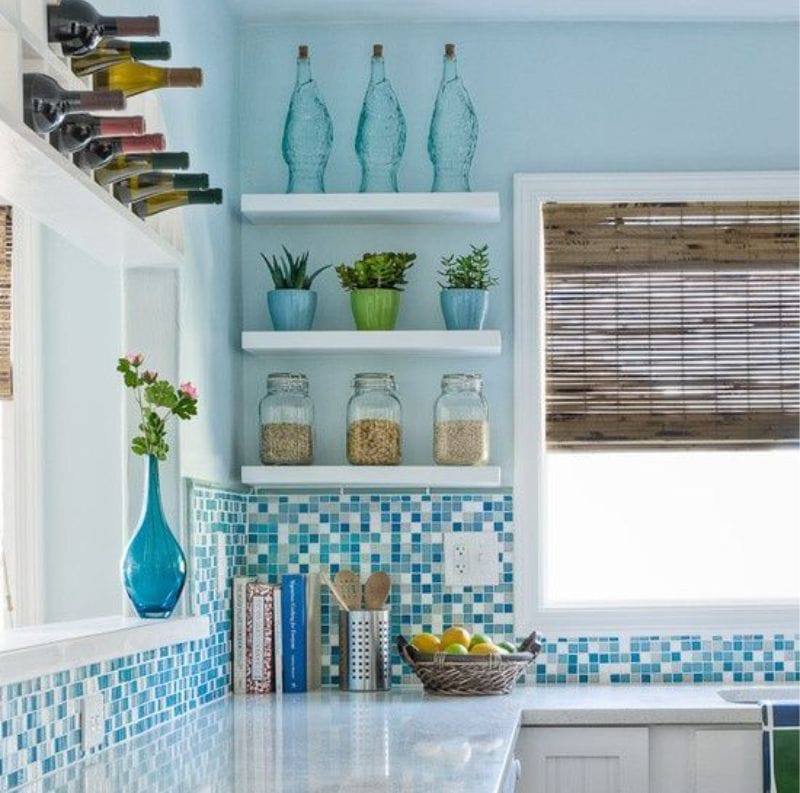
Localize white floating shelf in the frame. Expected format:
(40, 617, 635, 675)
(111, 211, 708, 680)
(0, 106, 181, 268)
(240, 192, 500, 224)
(242, 330, 502, 356)
(241, 465, 502, 488)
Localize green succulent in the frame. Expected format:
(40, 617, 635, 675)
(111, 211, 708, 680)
(260, 245, 331, 290)
(438, 244, 497, 290)
(335, 251, 417, 291)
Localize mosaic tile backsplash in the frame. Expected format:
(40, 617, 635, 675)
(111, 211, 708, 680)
(246, 491, 800, 687)
(0, 485, 247, 792)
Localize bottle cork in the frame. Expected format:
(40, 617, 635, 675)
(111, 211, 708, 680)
(445, 43, 455, 58)
(373, 44, 383, 58)
(298, 45, 309, 59)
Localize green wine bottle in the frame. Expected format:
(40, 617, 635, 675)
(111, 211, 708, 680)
(132, 189, 223, 218)
(113, 173, 209, 204)
(71, 40, 172, 77)
(94, 152, 189, 186)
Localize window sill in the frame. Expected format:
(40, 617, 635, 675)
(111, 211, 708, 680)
(0, 615, 209, 686)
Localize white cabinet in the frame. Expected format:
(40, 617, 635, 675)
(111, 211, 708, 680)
(649, 726, 761, 793)
(516, 727, 650, 793)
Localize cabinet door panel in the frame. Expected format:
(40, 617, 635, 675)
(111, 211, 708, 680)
(694, 730, 761, 793)
(517, 727, 649, 793)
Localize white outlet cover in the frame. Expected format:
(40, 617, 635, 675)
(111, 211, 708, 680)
(443, 532, 500, 587)
(81, 693, 105, 752)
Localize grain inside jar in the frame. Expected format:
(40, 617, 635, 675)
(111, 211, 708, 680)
(260, 422, 313, 465)
(347, 419, 402, 465)
(434, 419, 488, 465)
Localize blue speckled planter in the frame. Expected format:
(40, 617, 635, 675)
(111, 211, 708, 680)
(440, 289, 488, 330)
(267, 289, 318, 331)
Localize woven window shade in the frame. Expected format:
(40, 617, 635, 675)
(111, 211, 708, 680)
(0, 207, 11, 400)
(544, 200, 800, 449)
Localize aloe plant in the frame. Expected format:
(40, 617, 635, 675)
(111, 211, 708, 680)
(261, 245, 331, 290)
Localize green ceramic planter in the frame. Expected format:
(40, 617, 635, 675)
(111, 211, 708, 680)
(350, 289, 401, 330)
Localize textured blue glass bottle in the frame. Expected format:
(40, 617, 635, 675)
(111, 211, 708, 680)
(122, 454, 187, 618)
(428, 44, 478, 192)
(355, 44, 406, 193)
(281, 45, 333, 193)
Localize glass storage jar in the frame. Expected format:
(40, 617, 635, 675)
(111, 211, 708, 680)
(347, 373, 402, 465)
(258, 373, 314, 465)
(433, 373, 489, 465)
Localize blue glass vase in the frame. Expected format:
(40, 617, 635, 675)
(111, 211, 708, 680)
(428, 44, 478, 192)
(355, 44, 406, 193)
(121, 454, 187, 619)
(281, 45, 333, 193)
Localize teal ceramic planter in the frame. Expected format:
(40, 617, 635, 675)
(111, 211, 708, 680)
(350, 289, 401, 330)
(440, 289, 488, 330)
(268, 289, 317, 331)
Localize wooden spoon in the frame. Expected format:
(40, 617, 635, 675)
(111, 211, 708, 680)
(334, 569, 362, 611)
(364, 571, 391, 610)
(321, 570, 350, 612)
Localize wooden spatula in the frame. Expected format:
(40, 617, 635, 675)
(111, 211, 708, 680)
(364, 571, 391, 610)
(334, 569, 362, 611)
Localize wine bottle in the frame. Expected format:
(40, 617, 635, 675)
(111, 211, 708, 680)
(113, 173, 209, 204)
(132, 189, 223, 219)
(94, 152, 190, 186)
(281, 45, 333, 193)
(50, 114, 145, 154)
(73, 133, 166, 171)
(23, 73, 125, 134)
(48, 0, 159, 57)
(355, 44, 406, 193)
(427, 44, 478, 192)
(71, 40, 172, 78)
(93, 64, 203, 98)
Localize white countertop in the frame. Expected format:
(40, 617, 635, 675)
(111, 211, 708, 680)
(26, 685, 768, 793)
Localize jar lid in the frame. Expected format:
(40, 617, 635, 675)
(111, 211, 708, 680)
(353, 372, 396, 390)
(266, 372, 308, 391)
(441, 373, 483, 390)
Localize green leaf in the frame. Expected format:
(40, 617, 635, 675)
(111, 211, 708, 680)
(131, 436, 148, 455)
(124, 370, 139, 388)
(144, 381, 178, 409)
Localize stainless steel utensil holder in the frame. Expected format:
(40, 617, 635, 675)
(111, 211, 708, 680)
(339, 609, 390, 692)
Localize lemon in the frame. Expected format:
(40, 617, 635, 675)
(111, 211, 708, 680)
(443, 643, 469, 655)
(411, 633, 442, 654)
(469, 633, 490, 650)
(441, 626, 471, 650)
(469, 642, 502, 655)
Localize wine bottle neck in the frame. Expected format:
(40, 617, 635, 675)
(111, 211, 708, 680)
(109, 15, 160, 37)
(119, 133, 165, 154)
(443, 56, 458, 83)
(187, 188, 223, 206)
(370, 57, 385, 84)
(98, 115, 145, 136)
(296, 58, 312, 85)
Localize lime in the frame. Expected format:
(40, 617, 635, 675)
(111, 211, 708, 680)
(443, 643, 469, 655)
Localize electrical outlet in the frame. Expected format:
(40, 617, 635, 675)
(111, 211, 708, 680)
(443, 532, 500, 587)
(81, 693, 105, 752)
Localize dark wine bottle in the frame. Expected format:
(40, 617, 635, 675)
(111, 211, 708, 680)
(93, 63, 203, 98)
(73, 133, 166, 171)
(47, 0, 159, 57)
(50, 114, 145, 154)
(23, 73, 125, 134)
(94, 152, 190, 186)
(132, 188, 223, 219)
(72, 40, 172, 78)
(113, 173, 209, 204)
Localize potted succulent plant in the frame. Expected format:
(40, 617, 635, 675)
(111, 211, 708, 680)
(336, 251, 416, 330)
(261, 246, 331, 331)
(438, 244, 497, 330)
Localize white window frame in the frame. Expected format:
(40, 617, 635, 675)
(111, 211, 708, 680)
(513, 170, 800, 636)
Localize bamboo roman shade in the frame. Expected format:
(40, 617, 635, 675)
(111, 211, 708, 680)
(544, 200, 800, 449)
(0, 207, 11, 400)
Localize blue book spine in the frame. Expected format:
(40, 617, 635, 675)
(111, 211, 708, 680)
(281, 574, 307, 693)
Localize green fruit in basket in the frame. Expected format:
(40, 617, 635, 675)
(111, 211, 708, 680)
(443, 643, 469, 655)
(469, 633, 490, 650)
(498, 641, 517, 654)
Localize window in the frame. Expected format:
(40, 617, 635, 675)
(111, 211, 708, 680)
(513, 173, 800, 633)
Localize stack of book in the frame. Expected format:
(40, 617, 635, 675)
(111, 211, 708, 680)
(232, 572, 322, 694)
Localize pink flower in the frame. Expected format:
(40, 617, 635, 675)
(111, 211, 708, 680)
(126, 352, 144, 366)
(179, 382, 198, 400)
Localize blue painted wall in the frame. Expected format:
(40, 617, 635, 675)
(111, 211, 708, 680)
(239, 22, 799, 480)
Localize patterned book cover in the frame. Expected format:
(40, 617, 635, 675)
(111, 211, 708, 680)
(245, 581, 274, 694)
(232, 576, 253, 694)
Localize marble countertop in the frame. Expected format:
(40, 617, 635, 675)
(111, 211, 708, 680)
(28, 686, 765, 793)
